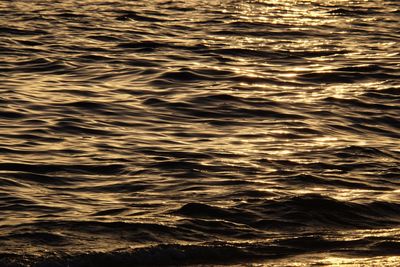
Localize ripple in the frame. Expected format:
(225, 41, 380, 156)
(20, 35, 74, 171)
(0, 0, 399, 265)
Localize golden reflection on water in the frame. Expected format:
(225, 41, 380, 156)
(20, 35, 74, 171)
(210, 0, 380, 110)
(265, 255, 400, 267)
(1, 0, 399, 264)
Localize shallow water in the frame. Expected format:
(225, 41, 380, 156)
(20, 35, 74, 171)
(0, 0, 399, 266)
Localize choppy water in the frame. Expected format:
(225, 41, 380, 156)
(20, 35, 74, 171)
(0, 0, 399, 266)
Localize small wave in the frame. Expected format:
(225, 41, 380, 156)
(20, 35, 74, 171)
(57, 100, 110, 111)
(336, 64, 390, 73)
(55, 13, 88, 19)
(208, 48, 291, 59)
(174, 194, 400, 230)
(76, 182, 150, 194)
(143, 93, 304, 121)
(0, 26, 48, 36)
(115, 10, 167, 22)
(12, 57, 74, 74)
(0, 111, 26, 119)
(0, 163, 127, 175)
(335, 145, 399, 159)
(117, 41, 172, 50)
(5, 231, 67, 244)
(363, 87, 400, 100)
(298, 71, 398, 84)
(16, 40, 43, 46)
(282, 173, 390, 190)
(327, 8, 380, 16)
(324, 96, 399, 110)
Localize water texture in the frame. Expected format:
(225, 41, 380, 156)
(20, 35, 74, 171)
(0, 0, 399, 266)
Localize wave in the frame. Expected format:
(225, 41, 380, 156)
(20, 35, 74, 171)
(174, 194, 400, 230)
(2, 235, 400, 267)
(1, 0, 399, 265)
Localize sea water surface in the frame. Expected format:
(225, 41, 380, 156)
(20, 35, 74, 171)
(0, 0, 399, 266)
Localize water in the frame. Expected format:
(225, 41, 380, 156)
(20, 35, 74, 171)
(0, 0, 399, 266)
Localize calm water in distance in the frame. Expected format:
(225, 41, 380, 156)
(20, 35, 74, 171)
(0, 0, 399, 266)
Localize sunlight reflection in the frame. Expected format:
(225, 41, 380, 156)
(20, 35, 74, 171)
(322, 256, 400, 266)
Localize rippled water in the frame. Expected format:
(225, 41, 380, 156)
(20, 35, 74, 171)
(0, 0, 399, 266)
